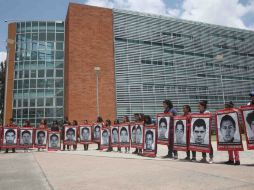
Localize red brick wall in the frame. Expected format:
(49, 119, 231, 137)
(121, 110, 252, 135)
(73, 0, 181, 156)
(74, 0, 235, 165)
(65, 3, 116, 123)
(4, 23, 16, 125)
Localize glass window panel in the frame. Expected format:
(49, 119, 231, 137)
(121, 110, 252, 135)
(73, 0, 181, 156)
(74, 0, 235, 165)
(47, 22, 55, 32)
(32, 33, 38, 41)
(45, 108, 54, 117)
(46, 61, 54, 68)
(38, 70, 45, 78)
(19, 70, 23, 78)
(56, 42, 63, 50)
(26, 22, 31, 32)
(37, 89, 44, 97)
(32, 21, 38, 32)
(18, 80, 23, 89)
(56, 33, 64, 41)
(14, 80, 18, 89)
(46, 79, 54, 88)
(30, 70, 36, 78)
(37, 98, 44, 107)
(46, 69, 54, 77)
(39, 33, 46, 41)
(45, 50, 54, 61)
(36, 108, 44, 118)
(18, 99, 22, 107)
(31, 51, 37, 60)
(56, 69, 63, 77)
(30, 99, 35, 107)
(21, 22, 25, 32)
(45, 89, 54, 96)
(47, 33, 55, 41)
(38, 51, 45, 60)
(23, 99, 28, 107)
(37, 79, 45, 88)
(55, 51, 64, 60)
(55, 79, 63, 88)
(23, 79, 29, 88)
(38, 42, 46, 50)
(17, 23, 21, 33)
(29, 108, 36, 117)
(46, 98, 53, 106)
(38, 61, 45, 69)
(56, 22, 64, 32)
(56, 108, 63, 117)
(23, 108, 29, 118)
(24, 61, 30, 69)
(30, 79, 36, 88)
(46, 42, 54, 50)
(24, 70, 29, 78)
(56, 89, 63, 96)
(55, 61, 63, 68)
(56, 98, 63, 106)
(39, 22, 46, 31)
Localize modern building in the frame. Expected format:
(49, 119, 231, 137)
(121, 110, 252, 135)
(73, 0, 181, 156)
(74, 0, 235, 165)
(4, 3, 254, 126)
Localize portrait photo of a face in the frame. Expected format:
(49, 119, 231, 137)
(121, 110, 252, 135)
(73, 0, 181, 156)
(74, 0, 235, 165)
(217, 113, 240, 143)
(158, 117, 169, 140)
(144, 129, 155, 151)
(20, 130, 33, 145)
(190, 118, 209, 145)
(36, 130, 47, 145)
(111, 127, 119, 144)
(119, 126, 129, 143)
(80, 127, 91, 141)
(65, 127, 76, 141)
(243, 110, 254, 142)
(49, 133, 60, 148)
(4, 128, 17, 145)
(101, 129, 109, 145)
(174, 120, 186, 145)
(93, 125, 101, 139)
(135, 125, 143, 144)
(131, 125, 136, 143)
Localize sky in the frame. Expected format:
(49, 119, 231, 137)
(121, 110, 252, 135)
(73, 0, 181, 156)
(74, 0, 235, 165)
(0, 0, 254, 63)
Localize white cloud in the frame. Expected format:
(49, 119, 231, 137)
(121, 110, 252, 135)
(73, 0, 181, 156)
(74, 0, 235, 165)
(85, 0, 254, 30)
(180, 0, 254, 30)
(0, 51, 7, 63)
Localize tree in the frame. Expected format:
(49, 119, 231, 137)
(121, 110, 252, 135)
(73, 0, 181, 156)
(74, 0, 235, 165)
(0, 60, 6, 124)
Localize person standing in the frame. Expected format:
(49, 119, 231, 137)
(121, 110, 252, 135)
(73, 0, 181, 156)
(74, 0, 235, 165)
(162, 100, 178, 159)
(183, 105, 196, 161)
(224, 101, 240, 165)
(96, 116, 104, 150)
(72, 120, 78, 151)
(198, 100, 213, 164)
(122, 116, 130, 153)
(82, 119, 89, 151)
(105, 119, 112, 152)
(22, 120, 33, 152)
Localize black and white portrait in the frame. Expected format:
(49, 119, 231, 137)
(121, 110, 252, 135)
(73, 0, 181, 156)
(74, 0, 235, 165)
(19, 129, 33, 145)
(80, 126, 91, 141)
(174, 119, 187, 145)
(217, 112, 241, 144)
(157, 116, 170, 140)
(119, 126, 129, 144)
(101, 129, 109, 145)
(93, 124, 102, 140)
(131, 125, 136, 143)
(3, 128, 18, 145)
(135, 124, 143, 144)
(48, 133, 60, 149)
(144, 128, 155, 151)
(111, 127, 119, 144)
(35, 130, 47, 146)
(190, 118, 210, 146)
(64, 126, 77, 142)
(243, 110, 254, 142)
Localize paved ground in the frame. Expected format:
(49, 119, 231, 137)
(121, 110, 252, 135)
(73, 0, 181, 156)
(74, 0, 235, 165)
(0, 142, 254, 190)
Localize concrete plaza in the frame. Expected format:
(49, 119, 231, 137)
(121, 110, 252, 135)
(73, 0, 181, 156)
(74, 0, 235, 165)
(0, 142, 254, 190)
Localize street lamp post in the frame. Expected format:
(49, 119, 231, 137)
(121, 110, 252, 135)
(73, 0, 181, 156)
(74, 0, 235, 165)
(94, 67, 101, 117)
(216, 54, 225, 104)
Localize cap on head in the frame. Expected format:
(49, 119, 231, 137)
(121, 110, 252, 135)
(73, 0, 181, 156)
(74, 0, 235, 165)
(249, 90, 254, 97)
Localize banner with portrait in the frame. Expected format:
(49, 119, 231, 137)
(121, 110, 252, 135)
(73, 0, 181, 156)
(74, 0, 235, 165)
(110, 125, 119, 147)
(156, 113, 171, 145)
(100, 128, 110, 150)
(173, 116, 188, 151)
(130, 123, 144, 148)
(119, 125, 130, 148)
(215, 109, 243, 151)
(48, 131, 61, 150)
(240, 105, 254, 150)
(189, 114, 212, 153)
(19, 128, 34, 148)
(64, 125, 77, 145)
(93, 123, 103, 143)
(34, 129, 48, 148)
(1, 127, 19, 148)
(79, 125, 93, 144)
(143, 124, 157, 157)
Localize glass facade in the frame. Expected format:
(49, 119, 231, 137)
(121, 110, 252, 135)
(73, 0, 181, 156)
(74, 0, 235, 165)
(13, 21, 64, 126)
(113, 10, 254, 120)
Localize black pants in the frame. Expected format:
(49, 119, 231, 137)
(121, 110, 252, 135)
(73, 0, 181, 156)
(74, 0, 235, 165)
(186, 150, 196, 158)
(83, 144, 89, 150)
(63, 145, 70, 150)
(202, 146, 213, 159)
(5, 148, 15, 153)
